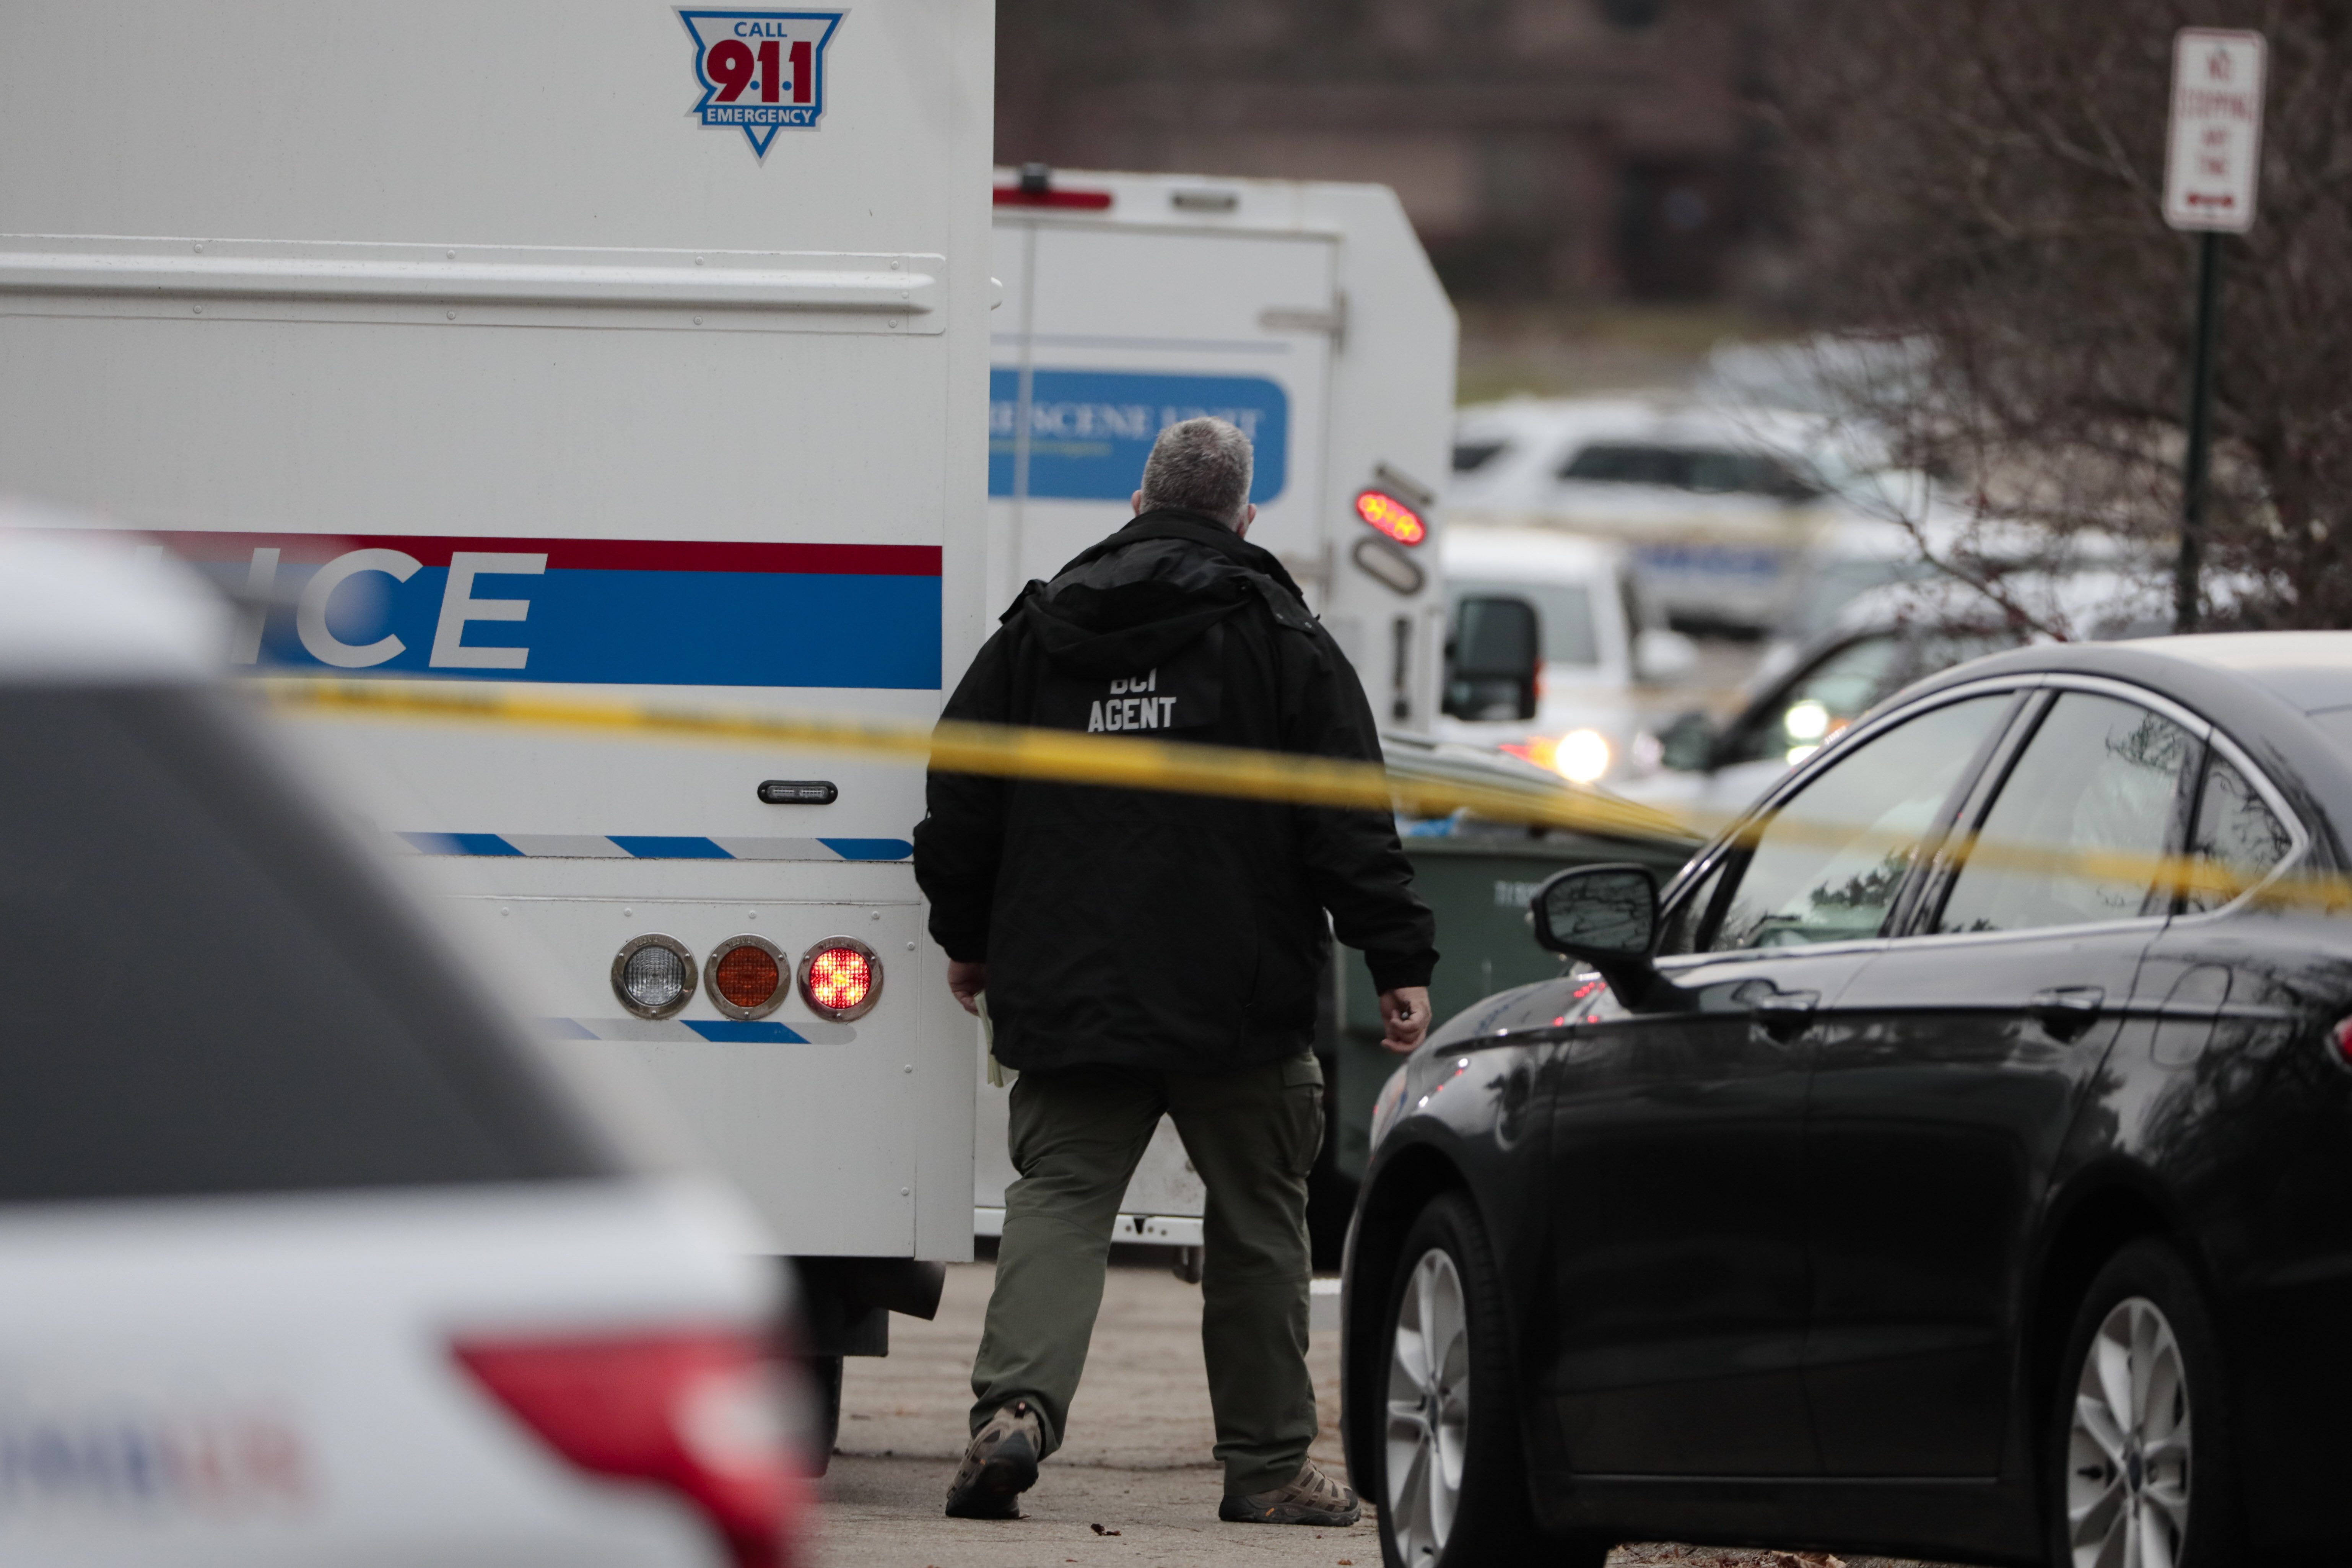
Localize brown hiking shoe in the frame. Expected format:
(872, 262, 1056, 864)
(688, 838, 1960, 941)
(943, 1398, 1043, 1519)
(1218, 1460, 1362, 1526)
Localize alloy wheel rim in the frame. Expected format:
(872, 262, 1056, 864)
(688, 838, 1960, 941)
(2066, 1295, 2192, 1568)
(1385, 1247, 1469, 1565)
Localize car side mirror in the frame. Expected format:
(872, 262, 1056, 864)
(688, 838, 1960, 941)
(1657, 709, 1716, 772)
(1444, 595, 1541, 722)
(1633, 627, 1699, 684)
(1532, 863, 1661, 1000)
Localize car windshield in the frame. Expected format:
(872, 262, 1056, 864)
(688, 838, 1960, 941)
(1557, 442, 1820, 500)
(1452, 578, 1601, 667)
(0, 686, 613, 1204)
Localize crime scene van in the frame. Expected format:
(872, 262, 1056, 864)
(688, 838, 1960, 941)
(976, 166, 1458, 1256)
(0, 0, 992, 1444)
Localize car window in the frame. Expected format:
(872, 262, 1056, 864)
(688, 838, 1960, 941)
(1452, 578, 1601, 667)
(1707, 694, 2013, 951)
(2178, 752, 2294, 913)
(1557, 442, 1820, 501)
(1718, 634, 1903, 768)
(0, 688, 614, 1204)
(1453, 439, 1509, 473)
(1935, 692, 2192, 934)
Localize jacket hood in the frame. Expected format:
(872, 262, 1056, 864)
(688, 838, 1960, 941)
(1015, 509, 1310, 675)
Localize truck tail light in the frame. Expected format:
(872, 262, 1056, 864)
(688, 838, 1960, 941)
(709, 935, 787, 1020)
(454, 1329, 807, 1568)
(798, 937, 881, 1021)
(2329, 1014, 2352, 1069)
(613, 934, 697, 1020)
(1354, 488, 1427, 545)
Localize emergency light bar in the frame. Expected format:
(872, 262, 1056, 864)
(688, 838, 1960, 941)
(1354, 489, 1427, 546)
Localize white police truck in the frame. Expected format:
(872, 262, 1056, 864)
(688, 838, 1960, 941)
(977, 166, 1458, 1256)
(0, 0, 994, 1443)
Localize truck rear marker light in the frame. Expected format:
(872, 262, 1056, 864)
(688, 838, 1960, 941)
(453, 1329, 804, 1568)
(613, 934, 697, 1020)
(994, 163, 1112, 210)
(1354, 489, 1427, 546)
(798, 937, 881, 1021)
(709, 935, 787, 1019)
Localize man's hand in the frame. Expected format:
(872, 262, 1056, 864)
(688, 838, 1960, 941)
(1378, 986, 1431, 1054)
(947, 960, 988, 1016)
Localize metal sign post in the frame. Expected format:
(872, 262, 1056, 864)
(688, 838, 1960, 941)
(2161, 28, 2266, 633)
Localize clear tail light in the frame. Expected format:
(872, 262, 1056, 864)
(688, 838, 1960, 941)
(454, 1329, 807, 1568)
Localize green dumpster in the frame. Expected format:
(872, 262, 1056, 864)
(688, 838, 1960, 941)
(1326, 737, 1702, 1185)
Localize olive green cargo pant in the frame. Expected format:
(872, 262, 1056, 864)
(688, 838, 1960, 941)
(969, 1051, 1325, 1496)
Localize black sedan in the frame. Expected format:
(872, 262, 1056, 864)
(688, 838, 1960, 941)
(1343, 633, 2352, 1568)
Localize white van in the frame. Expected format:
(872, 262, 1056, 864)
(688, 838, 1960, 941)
(1435, 523, 1696, 786)
(0, 0, 992, 1439)
(976, 166, 1457, 1251)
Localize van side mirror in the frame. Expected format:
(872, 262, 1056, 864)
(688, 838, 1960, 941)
(1532, 864, 1659, 991)
(1444, 595, 1540, 722)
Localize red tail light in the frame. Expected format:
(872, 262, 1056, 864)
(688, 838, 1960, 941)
(454, 1330, 806, 1568)
(2329, 1014, 2352, 1069)
(797, 937, 882, 1021)
(1355, 488, 1427, 545)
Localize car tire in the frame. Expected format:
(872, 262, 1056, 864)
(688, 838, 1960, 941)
(2046, 1239, 2240, 1568)
(805, 1353, 843, 1476)
(1376, 1191, 1603, 1568)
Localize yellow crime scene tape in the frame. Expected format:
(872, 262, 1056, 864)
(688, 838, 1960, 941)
(260, 679, 2352, 917)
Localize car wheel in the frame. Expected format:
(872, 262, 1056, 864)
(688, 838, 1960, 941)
(1377, 1192, 1601, 1568)
(2048, 1239, 2238, 1568)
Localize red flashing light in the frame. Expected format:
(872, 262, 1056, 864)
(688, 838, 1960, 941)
(454, 1330, 805, 1568)
(799, 940, 880, 1020)
(1355, 489, 1427, 546)
(993, 185, 1113, 210)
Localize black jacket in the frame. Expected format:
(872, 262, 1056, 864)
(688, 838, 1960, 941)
(913, 510, 1438, 1074)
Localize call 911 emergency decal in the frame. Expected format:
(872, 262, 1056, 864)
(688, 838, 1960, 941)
(678, 9, 843, 157)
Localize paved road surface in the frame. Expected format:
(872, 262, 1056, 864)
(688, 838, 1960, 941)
(814, 1258, 1967, 1568)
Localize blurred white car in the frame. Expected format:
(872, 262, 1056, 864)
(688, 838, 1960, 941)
(1448, 395, 1943, 636)
(0, 527, 808, 1568)
(1619, 566, 2174, 824)
(1435, 524, 1695, 784)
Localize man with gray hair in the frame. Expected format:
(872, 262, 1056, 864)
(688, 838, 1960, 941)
(916, 416, 1437, 1527)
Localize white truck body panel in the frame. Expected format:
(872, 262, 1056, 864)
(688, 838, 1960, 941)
(975, 170, 1457, 1239)
(0, 0, 995, 1261)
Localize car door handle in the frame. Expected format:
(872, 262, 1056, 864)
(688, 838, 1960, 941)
(1748, 988, 1821, 1042)
(2028, 986, 2106, 1041)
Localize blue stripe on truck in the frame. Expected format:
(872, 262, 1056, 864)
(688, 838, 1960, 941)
(398, 834, 914, 861)
(131, 531, 944, 691)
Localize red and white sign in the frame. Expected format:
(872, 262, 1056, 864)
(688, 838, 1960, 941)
(2163, 28, 2266, 232)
